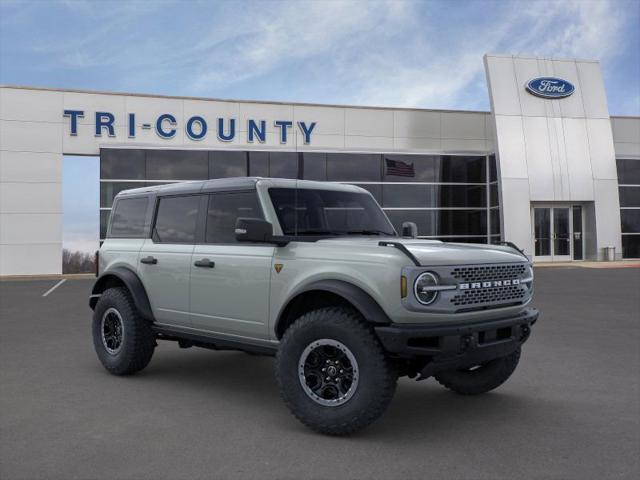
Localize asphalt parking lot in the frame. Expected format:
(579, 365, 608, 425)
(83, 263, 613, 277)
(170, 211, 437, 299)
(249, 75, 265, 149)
(1, 267, 639, 480)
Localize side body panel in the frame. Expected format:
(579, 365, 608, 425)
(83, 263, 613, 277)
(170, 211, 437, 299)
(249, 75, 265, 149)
(190, 244, 274, 339)
(98, 238, 146, 278)
(138, 239, 194, 326)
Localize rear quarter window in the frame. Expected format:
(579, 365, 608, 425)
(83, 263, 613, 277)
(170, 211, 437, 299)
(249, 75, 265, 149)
(153, 195, 201, 244)
(109, 197, 149, 238)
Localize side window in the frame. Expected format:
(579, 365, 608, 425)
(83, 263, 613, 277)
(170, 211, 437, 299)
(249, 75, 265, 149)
(109, 197, 148, 238)
(153, 195, 200, 244)
(206, 191, 264, 244)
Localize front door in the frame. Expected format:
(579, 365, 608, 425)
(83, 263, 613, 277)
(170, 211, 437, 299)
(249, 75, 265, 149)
(533, 205, 583, 261)
(189, 191, 274, 340)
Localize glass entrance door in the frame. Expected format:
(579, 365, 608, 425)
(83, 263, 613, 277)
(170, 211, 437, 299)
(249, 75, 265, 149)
(552, 207, 571, 261)
(533, 205, 583, 261)
(534, 208, 552, 260)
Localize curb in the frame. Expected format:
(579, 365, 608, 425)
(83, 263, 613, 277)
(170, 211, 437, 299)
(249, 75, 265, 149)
(0, 273, 95, 282)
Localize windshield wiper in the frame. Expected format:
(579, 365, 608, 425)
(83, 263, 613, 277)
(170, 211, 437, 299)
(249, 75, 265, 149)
(293, 230, 347, 236)
(292, 229, 394, 236)
(345, 230, 392, 236)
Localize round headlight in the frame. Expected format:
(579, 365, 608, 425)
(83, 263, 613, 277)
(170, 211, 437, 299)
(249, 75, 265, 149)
(414, 272, 439, 305)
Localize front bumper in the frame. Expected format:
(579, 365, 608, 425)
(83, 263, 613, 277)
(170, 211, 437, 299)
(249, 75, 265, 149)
(374, 307, 538, 379)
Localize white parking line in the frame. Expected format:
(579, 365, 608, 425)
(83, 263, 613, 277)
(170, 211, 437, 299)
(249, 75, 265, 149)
(42, 279, 67, 297)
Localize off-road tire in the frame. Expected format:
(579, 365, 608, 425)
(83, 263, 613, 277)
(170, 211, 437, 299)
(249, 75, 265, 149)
(276, 307, 397, 436)
(434, 348, 521, 395)
(92, 287, 155, 375)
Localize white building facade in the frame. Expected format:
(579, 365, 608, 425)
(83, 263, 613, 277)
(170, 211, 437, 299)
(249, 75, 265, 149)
(1, 54, 639, 275)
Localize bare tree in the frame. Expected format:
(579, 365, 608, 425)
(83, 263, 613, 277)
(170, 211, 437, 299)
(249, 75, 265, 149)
(62, 248, 96, 274)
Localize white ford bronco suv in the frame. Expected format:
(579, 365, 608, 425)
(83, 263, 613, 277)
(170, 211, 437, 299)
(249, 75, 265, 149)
(90, 177, 537, 435)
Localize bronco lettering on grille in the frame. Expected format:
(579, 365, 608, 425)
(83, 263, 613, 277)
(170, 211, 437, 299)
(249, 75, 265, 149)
(459, 279, 520, 290)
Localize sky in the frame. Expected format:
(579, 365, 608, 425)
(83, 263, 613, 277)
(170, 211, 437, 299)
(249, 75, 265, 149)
(1, 0, 639, 253)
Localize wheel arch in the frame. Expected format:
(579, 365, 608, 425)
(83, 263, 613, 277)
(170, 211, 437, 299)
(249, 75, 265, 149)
(89, 267, 154, 322)
(274, 280, 391, 339)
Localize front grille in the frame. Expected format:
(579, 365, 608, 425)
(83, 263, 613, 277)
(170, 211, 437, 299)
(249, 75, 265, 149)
(451, 285, 527, 307)
(451, 264, 527, 283)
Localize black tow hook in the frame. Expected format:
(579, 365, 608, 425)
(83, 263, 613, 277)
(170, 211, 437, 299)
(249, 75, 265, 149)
(520, 326, 531, 342)
(461, 334, 476, 351)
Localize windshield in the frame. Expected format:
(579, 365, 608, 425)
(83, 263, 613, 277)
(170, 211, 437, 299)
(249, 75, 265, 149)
(269, 188, 396, 237)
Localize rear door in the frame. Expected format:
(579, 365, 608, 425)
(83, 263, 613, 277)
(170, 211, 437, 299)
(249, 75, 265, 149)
(190, 190, 274, 339)
(138, 194, 202, 327)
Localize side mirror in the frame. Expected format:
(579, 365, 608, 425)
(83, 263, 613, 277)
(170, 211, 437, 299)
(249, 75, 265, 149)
(401, 221, 418, 238)
(235, 218, 274, 243)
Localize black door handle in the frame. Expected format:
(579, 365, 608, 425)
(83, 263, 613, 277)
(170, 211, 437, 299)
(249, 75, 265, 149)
(194, 258, 215, 268)
(140, 256, 158, 265)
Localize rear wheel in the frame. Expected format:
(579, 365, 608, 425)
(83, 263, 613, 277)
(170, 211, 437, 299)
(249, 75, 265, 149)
(92, 287, 155, 375)
(276, 307, 397, 436)
(434, 348, 521, 395)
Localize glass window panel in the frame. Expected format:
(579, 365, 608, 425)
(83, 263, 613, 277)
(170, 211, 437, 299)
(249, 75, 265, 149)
(489, 155, 497, 182)
(206, 191, 264, 244)
(382, 184, 486, 208)
(383, 209, 486, 236)
(302, 153, 327, 181)
(617, 159, 640, 184)
(436, 156, 486, 183)
(382, 184, 427, 208)
(490, 183, 499, 206)
(100, 149, 145, 180)
(433, 236, 488, 244)
(619, 186, 640, 207)
(100, 210, 110, 239)
(356, 184, 382, 204)
(622, 235, 640, 258)
(248, 151, 269, 177)
(100, 182, 145, 208)
(621, 210, 640, 233)
(146, 150, 208, 180)
(269, 152, 298, 179)
(109, 197, 148, 238)
(327, 153, 381, 182)
(426, 209, 487, 236)
(153, 195, 200, 244)
(383, 154, 438, 182)
(209, 151, 247, 178)
(572, 205, 583, 260)
(490, 209, 501, 235)
(430, 184, 486, 208)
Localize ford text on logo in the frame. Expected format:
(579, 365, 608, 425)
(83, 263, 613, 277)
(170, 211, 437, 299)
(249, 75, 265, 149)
(525, 77, 575, 99)
(63, 110, 317, 144)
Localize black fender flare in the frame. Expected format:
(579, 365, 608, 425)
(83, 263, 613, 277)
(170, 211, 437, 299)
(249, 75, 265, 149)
(276, 279, 391, 336)
(89, 267, 154, 321)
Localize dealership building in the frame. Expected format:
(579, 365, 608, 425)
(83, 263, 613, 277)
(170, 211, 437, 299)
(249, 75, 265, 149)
(0, 53, 639, 276)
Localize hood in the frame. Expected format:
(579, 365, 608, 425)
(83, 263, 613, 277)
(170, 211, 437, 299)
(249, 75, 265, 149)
(315, 237, 528, 266)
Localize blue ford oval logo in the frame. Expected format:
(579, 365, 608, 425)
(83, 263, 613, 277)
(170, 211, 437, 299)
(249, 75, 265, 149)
(526, 77, 575, 99)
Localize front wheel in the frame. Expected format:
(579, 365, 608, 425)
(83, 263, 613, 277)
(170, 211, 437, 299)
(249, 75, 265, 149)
(275, 307, 397, 436)
(434, 348, 521, 395)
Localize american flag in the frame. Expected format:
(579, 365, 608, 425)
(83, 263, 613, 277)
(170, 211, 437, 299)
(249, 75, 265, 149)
(385, 158, 415, 177)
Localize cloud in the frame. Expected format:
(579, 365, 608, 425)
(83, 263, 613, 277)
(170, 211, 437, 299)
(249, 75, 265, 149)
(331, 0, 630, 109)
(3, 0, 637, 113)
(186, 1, 415, 92)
